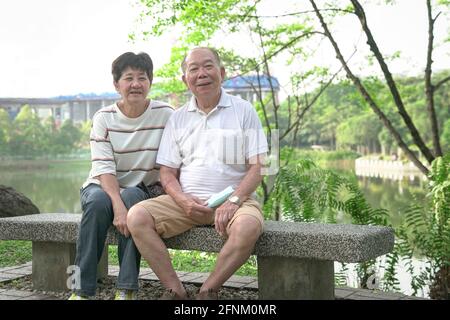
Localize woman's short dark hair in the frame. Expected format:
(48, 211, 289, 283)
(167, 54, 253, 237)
(112, 52, 153, 83)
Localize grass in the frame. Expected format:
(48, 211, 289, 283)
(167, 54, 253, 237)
(108, 246, 257, 276)
(0, 241, 32, 267)
(0, 240, 257, 277)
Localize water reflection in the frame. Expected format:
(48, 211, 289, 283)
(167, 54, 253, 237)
(0, 161, 89, 213)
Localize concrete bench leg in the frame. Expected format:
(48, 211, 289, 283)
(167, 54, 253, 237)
(257, 256, 335, 300)
(97, 245, 109, 281)
(32, 241, 76, 292)
(32, 242, 108, 292)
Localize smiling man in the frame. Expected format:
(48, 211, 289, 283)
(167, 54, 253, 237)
(127, 47, 268, 300)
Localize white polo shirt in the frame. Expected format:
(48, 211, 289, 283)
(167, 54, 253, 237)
(156, 89, 268, 200)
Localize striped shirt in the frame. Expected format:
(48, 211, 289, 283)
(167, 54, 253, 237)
(83, 100, 174, 189)
(156, 88, 268, 200)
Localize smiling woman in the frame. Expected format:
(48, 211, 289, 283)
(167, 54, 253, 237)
(69, 51, 175, 300)
(113, 52, 153, 118)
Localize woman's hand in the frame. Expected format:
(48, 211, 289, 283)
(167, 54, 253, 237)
(113, 202, 130, 237)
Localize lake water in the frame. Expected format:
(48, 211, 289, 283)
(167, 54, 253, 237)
(0, 159, 430, 297)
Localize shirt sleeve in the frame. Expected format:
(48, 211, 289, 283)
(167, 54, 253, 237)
(156, 116, 182, 168)
(89, 113, 116, 177)
(244, 104, 269, 159)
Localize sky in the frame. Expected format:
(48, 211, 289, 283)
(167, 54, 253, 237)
(0, 0, 448, 98)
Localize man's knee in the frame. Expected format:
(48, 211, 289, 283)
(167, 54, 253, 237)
(228, 215, 262, 243)
(127, 204, 155, 234)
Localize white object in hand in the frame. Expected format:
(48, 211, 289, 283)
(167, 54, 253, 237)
(206, 186, 235, 208)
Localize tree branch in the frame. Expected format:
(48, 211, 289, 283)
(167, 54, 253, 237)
(424, 0, 442, 157)
(241, 8, 354, 19)
(309, 0, 429, 175)
(434, 75, 450, 91)
(350, 0, 434, 164)
(255, 16, 279, 130)
(280, 61, 344, 141)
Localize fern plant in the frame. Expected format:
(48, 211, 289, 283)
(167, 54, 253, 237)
(384, 154, 450, 299)
(264, 158, 388, 225)
(263, 157, 390, 288)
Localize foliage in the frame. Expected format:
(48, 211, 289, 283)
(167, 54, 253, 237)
(309, 0, 450, 174)
(441, 119, 450, 151)
(2, 107, 90, 159)
(8, 105, 45, 157)
(263, 157, 388, 224)
(262, 156, 390, 287)
(288, 148, 361, 162)
(297, 73, 450, 156)
(383, 154, 450, 299)
(0, 109, 11, 155)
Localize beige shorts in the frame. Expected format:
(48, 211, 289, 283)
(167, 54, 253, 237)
(135, 194, 264, 238)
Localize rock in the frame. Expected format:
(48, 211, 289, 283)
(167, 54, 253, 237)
(0, 185, 40, 217)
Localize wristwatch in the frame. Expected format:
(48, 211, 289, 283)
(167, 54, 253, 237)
(228, 195, 241, 206)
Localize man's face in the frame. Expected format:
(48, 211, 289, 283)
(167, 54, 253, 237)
(182, 48, 225, 99)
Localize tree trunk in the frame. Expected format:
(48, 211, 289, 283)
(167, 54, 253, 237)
(425, 0, 442, 157)
(309, 0, 430, 175)
(350, 0, 435, 165)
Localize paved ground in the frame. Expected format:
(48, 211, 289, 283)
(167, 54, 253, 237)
(0, 262, 427, 300)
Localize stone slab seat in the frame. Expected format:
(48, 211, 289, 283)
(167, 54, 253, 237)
(0, 213, 395, 299)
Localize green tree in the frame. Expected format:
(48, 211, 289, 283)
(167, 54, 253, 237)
(442, 119, 450, 151)
(53, 120, 82, 154)
(9, 105, 45, 157)
(0, 109, 11, 155)
(42, 116, 58, 155)
(79, 120, 92, 149)
(309, 0, 450, 174)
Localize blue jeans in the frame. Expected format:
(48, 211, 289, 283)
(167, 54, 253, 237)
(75, 184, 148, 296)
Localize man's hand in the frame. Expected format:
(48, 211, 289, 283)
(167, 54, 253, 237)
(214, 201, 239, 237)
(113, 203, 130, 237)
(176, 193, 214, 218)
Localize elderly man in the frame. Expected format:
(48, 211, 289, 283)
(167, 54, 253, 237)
(127, 47, 268, 299)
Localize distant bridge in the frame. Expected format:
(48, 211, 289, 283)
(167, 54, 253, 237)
(0, 93, 120, 124)
(0, 74, 280, 124)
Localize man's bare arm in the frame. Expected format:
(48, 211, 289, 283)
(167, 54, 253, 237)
(214, 154, 265, 236)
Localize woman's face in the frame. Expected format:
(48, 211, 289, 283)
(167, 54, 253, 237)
(114, 67, 151, 104)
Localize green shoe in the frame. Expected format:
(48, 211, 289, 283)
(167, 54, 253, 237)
(114, 289, 137, 300)
(68, 293, 89, 300)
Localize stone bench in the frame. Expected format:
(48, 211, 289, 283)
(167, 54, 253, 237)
(0, 213, 395, 299)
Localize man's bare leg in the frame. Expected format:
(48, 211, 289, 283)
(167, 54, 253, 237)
(200, 215, 262, 293)
(127, 206, 187, 298)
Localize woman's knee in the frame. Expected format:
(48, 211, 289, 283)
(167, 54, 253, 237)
(83, 188, 112, 216)
(121, 187, 147, 209)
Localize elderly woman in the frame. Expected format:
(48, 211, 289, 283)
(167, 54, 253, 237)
(69, 52, 173, 300)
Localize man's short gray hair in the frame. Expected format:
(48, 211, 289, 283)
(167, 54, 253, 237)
(181, 47, 223, 74)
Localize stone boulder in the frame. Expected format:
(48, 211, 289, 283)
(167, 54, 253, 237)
(0, 185, 40, 217)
